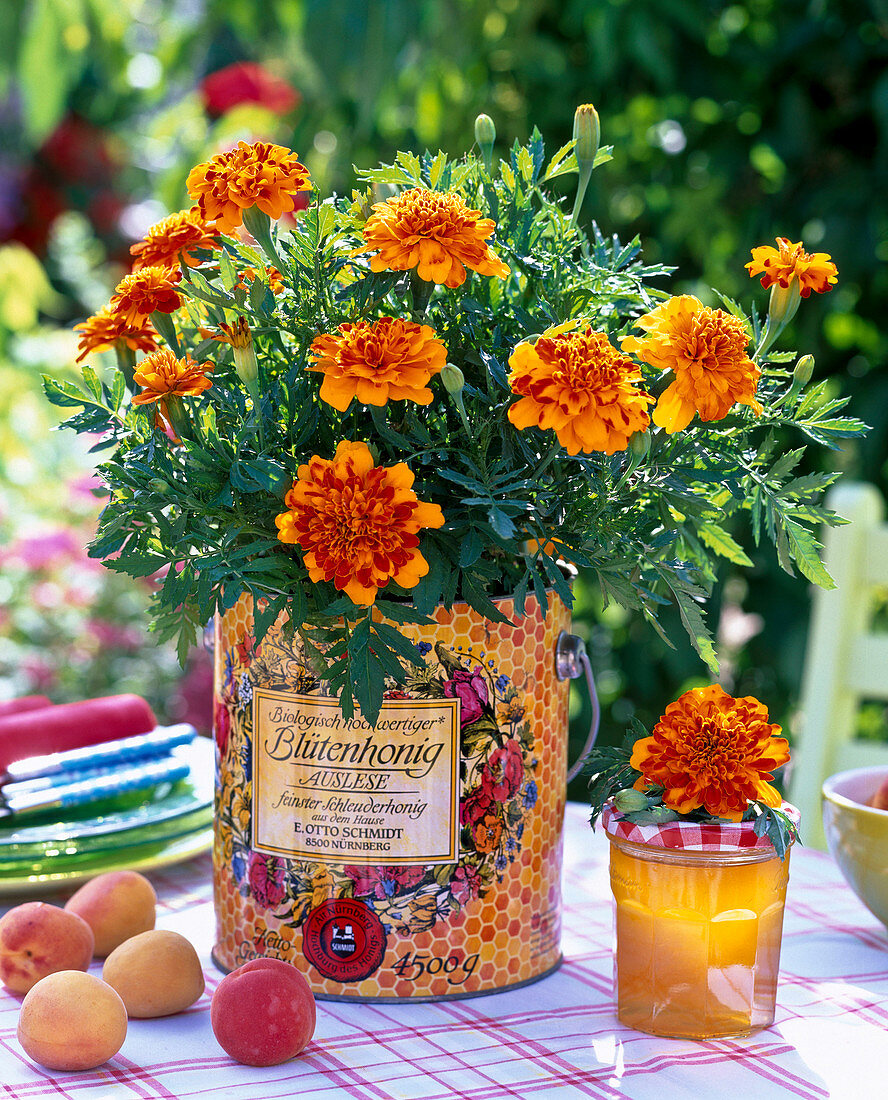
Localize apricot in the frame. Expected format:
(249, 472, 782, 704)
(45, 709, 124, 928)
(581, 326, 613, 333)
(102, 929, 205, 1017)
(64, 870, 156, 956)
(18, 970, 127, 1071)
(0, 902, 94, 995)
(210, 957, 316, 1066)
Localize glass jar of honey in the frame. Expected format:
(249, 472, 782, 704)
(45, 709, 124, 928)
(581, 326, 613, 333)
(604, 805, 795, 1040)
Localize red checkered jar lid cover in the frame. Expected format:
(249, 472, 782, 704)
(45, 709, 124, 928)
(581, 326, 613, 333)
(601, 799, 800, 852)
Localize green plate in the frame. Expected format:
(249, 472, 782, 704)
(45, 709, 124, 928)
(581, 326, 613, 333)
(0, 737, 214, 863)
(0, 827, 213, 897)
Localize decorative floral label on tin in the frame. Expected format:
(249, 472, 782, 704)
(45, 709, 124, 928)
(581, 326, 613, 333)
(252, 690, 460, 865)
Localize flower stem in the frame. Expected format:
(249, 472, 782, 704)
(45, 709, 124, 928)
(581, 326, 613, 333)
(243, 205, 285, 271)
(532, 447, 560, 480)
(569, 162, 593, 233)
(245, 375, 266, 451)
(114, 342, 136, 391)
(165, 395, 191, 441)
(409, 269, 434, 316)
(453, 390, 473, 440)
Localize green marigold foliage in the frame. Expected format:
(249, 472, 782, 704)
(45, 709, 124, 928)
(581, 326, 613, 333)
(45, 129, 866, 725)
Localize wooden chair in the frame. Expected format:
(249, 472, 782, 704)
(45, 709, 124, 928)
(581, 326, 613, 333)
(787, 481, 888, 848)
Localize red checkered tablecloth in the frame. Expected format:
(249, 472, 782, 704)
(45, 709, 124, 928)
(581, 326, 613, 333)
(601, 800, 802, 850)
(2, 801, 887, 1099)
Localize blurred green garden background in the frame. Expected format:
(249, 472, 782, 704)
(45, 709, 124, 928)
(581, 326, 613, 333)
(0, 0, 885, 791)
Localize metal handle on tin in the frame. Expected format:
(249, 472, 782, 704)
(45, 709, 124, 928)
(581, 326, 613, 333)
(556, 631, 601, 784)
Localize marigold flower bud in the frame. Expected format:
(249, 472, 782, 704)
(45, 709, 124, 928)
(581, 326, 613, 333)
(474, 114, 496, 170)
(474, 113, 496, 148)
(793, 354, 815, 386)
(233, 337, 259, 390)
(441, 362, 465, 395)
(573, 103, 600, 170)
(767, 277, 802, 330)
(614, 788, 649, 814)
(629, 429, 651, 458)
(148, 478, 170, 495)
(216, 317, 259, 389)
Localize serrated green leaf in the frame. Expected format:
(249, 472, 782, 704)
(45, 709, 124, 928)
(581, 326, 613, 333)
(768, 448, 805, 481)
(372, 620, 424, 668)
(42, 375, 86, 408)
(458, 528, 483, 567)
(541, 141, 577, 181)
(81, 365, 102, 402)
(699, 523, 753, 567)
(219, 251, 238, 291)
(110, 370, 127, 413)
(660, 570, 717, 672)
(784, 518, 834, 588)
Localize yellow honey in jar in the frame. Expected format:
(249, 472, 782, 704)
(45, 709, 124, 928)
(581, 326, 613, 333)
(608, 835, 790, 1039)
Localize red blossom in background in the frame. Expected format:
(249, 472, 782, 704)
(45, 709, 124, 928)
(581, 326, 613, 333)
(200, 62, 301, 118)
(5, 114, 124, 256)
(169, 648, 214, 735)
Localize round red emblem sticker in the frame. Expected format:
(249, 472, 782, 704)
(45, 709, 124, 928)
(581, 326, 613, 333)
(301, 899, 387, 982)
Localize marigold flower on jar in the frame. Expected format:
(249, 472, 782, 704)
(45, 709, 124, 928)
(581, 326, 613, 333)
(130, 208, 218, 270)
(745, 237, 838, 298)
(73, 306, 158, 363)
(186, 140, 312, 234)
(131, 348, 213, 430)
(629, 684, 790, 822)
(355, 187, 510, 288)
(621, 295, 761, 434)
(507, 325, 653, 455)
(308, 317, 446, 411)
(274, 440, 445, 607)
(109, 266, 182, 324)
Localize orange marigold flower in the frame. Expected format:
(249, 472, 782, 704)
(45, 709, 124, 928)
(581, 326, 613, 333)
(186, 140, 312, 234)
(130, 208, 218, 270)
(73, 306, 158, 363)
(308, 317, 447, 411)
(131, 348, 213, 429)
(237, 264, 285, 294)
(629, 684, 790, 822)
(355, 188, 510, 288)
(745, 237, 838, 297)
(109, 266, 182, 324)
(621, 295, 761, 434)
(507, 326, 653, 455)
(274, 440, 445, 607)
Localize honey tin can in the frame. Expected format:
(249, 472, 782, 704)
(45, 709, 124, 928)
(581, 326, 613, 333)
(212, 590, 572, 1000)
